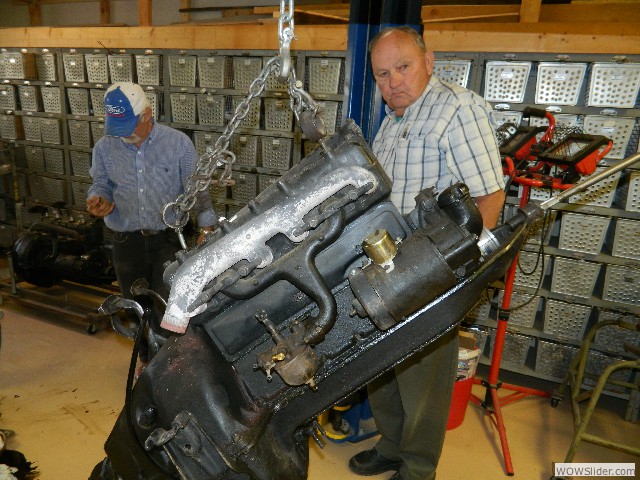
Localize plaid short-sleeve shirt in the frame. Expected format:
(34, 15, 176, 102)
(372, 76, 505, 214)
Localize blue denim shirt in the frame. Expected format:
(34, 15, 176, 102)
(88, 122, 217, 232)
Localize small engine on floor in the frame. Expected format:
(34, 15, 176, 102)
(11, 214, 114, 288)
(91, 119, 542, 480)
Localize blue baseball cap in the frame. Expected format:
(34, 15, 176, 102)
(104, 82, 149, 137)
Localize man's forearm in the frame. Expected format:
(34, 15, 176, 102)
(474, 189, 506, 228)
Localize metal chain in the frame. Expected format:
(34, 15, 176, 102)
(162, 52, 321, 231)
(163, 0, 325, 233)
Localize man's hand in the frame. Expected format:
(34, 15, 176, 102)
(196, 226, 216, 246)
(87, 195, 115, 218)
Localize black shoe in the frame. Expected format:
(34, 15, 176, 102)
(348, 448, 402, 476)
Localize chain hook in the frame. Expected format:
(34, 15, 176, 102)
(277, 0, 295, 82)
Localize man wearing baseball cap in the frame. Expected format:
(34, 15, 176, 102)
(87, 82, 218, 375)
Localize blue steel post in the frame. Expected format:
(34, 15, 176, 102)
(344, 1, 423, 143)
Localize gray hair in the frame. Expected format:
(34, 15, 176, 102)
(368, 26, 427, 54)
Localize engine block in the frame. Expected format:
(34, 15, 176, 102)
(91, 119, 539, 480)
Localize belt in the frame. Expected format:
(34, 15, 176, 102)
(139, 228, 169, 236)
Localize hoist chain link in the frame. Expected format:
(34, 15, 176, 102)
(162, 12, 324, 234)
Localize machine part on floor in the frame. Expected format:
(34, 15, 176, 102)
(10, 217, 114, 288)
(92, 119, 551, 480)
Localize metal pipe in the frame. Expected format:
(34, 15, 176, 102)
(539, 152, 640, 211)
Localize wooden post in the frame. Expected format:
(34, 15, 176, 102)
(520, 0, 542, 23)
(28, 0, 42, 26)
(100, 0, 111, 25)
(180, 0, 191, 23)
(138, 0, 151, 26)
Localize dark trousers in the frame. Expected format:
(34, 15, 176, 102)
(368, 327, 459, 480)
(111, 229, 182, 360)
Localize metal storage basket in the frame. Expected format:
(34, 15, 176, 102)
(196, 94, 225, 126)
(90, 89, 106, 116)
(585, 351, 631, 393)
(316, 101, 339, 135)
(492, 110, 523, 127)
(594, 310, 640, 355)
(193, 131, 220, 158)
(550, 257, 601, 300)
(230, 135, 259, 167)
(617, 170, 640, 212)
(85, 53, 109, 83)
(258, 174, 279, 193)
(63, 52, 86, 82)
(496, 289, 539, 328)
(108, 54, 134, 83)
(71, 181, 91, 207)
(70, 150, 91, 177)
(43, 147, 64, 174)
(262, 56, 290, 92)
(602, 265, 640, 306)
(40, 118, 61, 144)
(307, 57, 343, 94)
(303, 141, 319, 158)
(25, 146, 45, 172)
(484, 61, 532, 103)
(611, 217, 640, 260)
(230, 172, 258, 203)
(41, 176, 66, 204)
(0, 85, 17, 110)
(232, 57, 263, 92)
(170, 93, 197, 124)
(135, 54, 161, 85)
(587, 62, 640, 108)
(513, 251, 551, 289)
(558, 212, 610, 255)
(144, 90, 158, 120)
(261, 137, 293, 170)
(582, 115, 636, 159)
(198, 56, 227, 88)
(264, 98, 293, 131)
(568, 166, 620, 207)
(0, 114, 21, 139)
(168, 55, 197, 87)
(18, 85, 40, 112)
(231, 96, 261, 129)
(67, 88, 91, 116)
(22, 116, 41, 142)
(434, 59, 472, 88)
(489, 329, 532, 367)
(41, 86, 63, 113)
(36, 52, 57, 81)
(0, 52, 34, 79)
(91, 122, 105, 144)
(68, 119, 92, 147)
(535, 62, 587, 106)
(543, 298, 592, 340)
(535, 339, 579, 379)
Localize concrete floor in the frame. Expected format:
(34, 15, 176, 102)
(0, 287, 638, 480)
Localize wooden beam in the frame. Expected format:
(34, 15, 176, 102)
(423, 21, 640, 54)
(519, 0, 542, 23)
(138, 0, 151, 27)
(0, 21, 638, 55)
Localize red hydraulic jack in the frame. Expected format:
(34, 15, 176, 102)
(470, 186, 550, 476)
